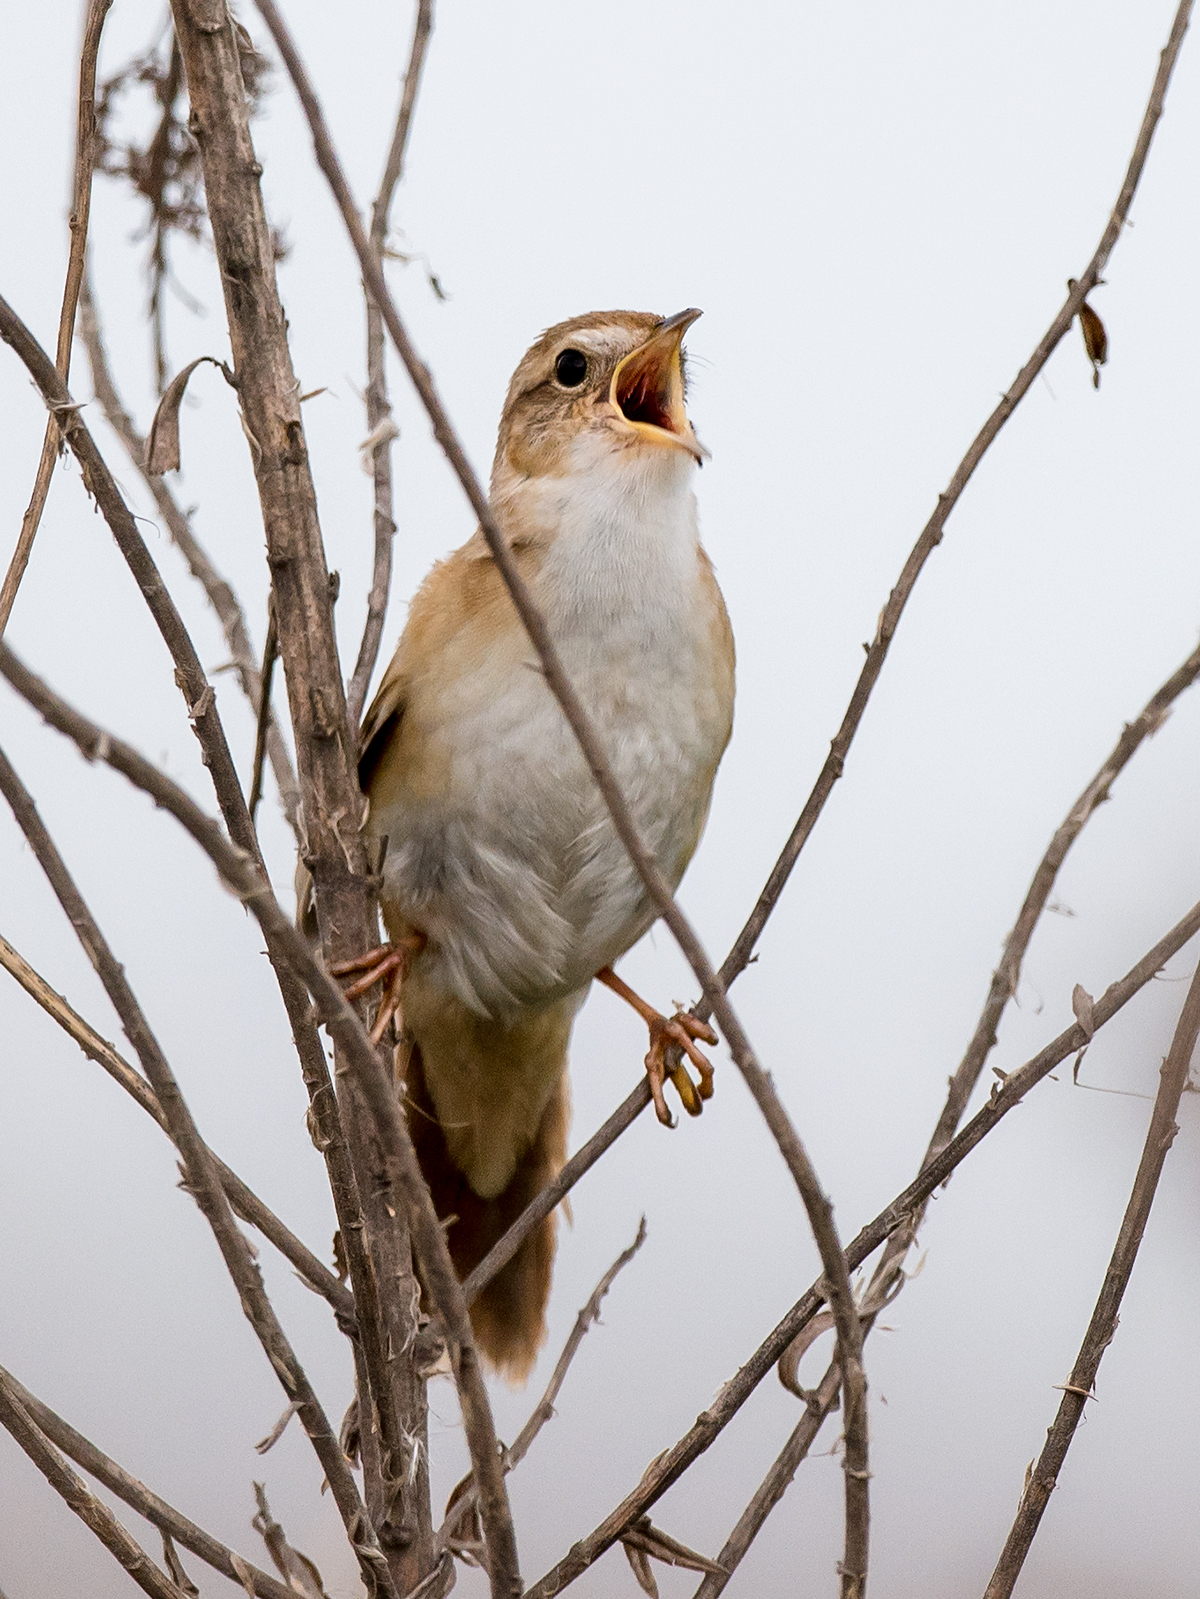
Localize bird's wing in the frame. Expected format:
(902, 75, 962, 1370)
(357, 649, 406, 792)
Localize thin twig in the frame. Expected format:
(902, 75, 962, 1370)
(443, 1220, 648, 1552)
(0, 743, 399, 1599)
(520, 893, 1200, 1597)
(0, 1365, 291, 1599)
(346, 0, 434, 731)
(462, 1081, 650, 1304)
(704, 0, 1196, 1015)
(927, 633, 1200, 1165)
(0, 0, 111, 637)
(249, 10, 868, 1581)
(982, 958, 1200, 1599)
(77, 269, 301, 837)
(693, 1360, 843, 1599)
(0, 1371, 186, 1599)
(0, 931, 355, 1323)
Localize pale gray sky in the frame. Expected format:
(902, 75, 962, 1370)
(2, 3, 1199, 1596)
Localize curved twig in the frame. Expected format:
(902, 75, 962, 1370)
(346, 0, 435, 730)
(0, 0, 112, 637)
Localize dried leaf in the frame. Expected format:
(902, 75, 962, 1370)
(1072, 984, 1096, 1039)
(252, 1482, 330, 1599)
(331, 1229, 349, 1283)
(621, 1516, 725, 1579)
(1072, 983, 1096, 1083)
(1067, 279, 1109, 388)
(255, 1400, 301, 1455)
(338, 1394, 360, 1469)
(161, 1530, 200, 1595)
(146, 356, 235, 474)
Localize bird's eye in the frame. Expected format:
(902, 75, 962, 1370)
(554, 348, 589, 388)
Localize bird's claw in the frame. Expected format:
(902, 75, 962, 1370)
(645, 1011, 718, 1128)
(330, 935, 425, 1044)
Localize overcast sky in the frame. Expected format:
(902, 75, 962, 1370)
(2, 3, 1199, 1596)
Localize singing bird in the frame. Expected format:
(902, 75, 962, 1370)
(339, 309, 735, 1379)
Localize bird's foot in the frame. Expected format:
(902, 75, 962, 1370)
(596, 966, 718, 1128)
(330, 934, 426, 1044)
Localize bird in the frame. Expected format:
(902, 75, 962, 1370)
(336, 308, 735, 1380)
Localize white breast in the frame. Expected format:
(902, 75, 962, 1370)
(377, 440, 732, 1019)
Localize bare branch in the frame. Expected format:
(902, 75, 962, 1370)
(0, 1370, 186, 1599)
(0, 0, 111, 636)
(982, 959, 1200, 1598)
(77, 270, 301, 836)
(248, 10, 869, 1575)
(706, 0, 1196, 1009)
(0, 930, 354, 1323)
(346, 0, 435, 730)
(0, 741, 397, 1599)
(0, 1364, 292, 1599)
(521, 892, 1200, 1597)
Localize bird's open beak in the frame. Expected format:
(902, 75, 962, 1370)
(609, 308, 707, 462)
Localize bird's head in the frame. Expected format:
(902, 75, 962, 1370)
(491, 309, 706, 503)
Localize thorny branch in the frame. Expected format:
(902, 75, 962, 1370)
(0, 1365, 291, 1599)
(0, 931, 354, 1322)
(982, 957, 1200, 1599)
(250, 8, 869, 1585)
(0, 0, 111, 637)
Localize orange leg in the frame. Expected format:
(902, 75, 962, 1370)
(596, 966, 718, 1128)
(330, 933, 426, 1044)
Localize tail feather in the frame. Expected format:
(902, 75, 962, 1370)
(401, 1040, 569, 1383)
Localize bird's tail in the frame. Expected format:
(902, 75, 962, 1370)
(401, 1040, 569, 1383)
